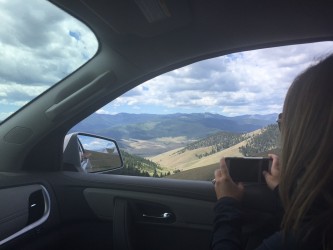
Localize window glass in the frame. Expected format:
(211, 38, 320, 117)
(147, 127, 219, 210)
(0, 0, 98, 122)
(71, 42, 333, 180)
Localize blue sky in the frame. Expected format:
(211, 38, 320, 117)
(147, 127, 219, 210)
(0, 0, 333, 120)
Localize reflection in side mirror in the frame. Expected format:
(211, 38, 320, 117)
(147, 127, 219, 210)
(78, 134, 123, 173)
(63, 133, 123, 173)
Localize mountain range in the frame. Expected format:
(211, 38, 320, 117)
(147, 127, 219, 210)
(71, 112, 278, 142)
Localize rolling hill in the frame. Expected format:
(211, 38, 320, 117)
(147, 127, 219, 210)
(151, 124, 280, 180)
(165, 148, 281, 181)
(98, 123, 280, 181)
(150, 129, 262, 172)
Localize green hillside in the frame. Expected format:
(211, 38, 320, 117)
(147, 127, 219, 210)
(116, 150, 168, 178)
(166, 124, 281, 181)
(114, 123, 281, 181)
(239, 124, 280, 156)
(165, 148, 281, 181)
(175, 131, 250, 159)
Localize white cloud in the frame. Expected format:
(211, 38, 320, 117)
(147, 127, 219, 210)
(0, 111, 13, 121)
(0, 0, 98, 120)
(96, 109, 118, 115)
(106, 41, 333, 115)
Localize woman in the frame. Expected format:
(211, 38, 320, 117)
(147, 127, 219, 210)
(212, 54, 333, 250)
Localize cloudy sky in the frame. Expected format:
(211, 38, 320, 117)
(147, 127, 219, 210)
(0, 0, 97, 120)
(100, 42, 333, 116)
(1, 0, 333, 121)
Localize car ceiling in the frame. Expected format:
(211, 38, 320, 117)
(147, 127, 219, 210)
(53, 0, 333, 74)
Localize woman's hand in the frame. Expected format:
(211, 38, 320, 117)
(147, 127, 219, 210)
(263, 154, 280, 190)
(214, 158, 244, 201)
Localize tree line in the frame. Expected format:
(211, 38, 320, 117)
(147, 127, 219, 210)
(239, 124, 280, 156)
(115, 150, 171, 178)
(176, 131, 250, 158)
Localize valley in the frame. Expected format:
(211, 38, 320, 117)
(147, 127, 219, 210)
(72, 112, 280, 180)
(149, 129, 263, 175)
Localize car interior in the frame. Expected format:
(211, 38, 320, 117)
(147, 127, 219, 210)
(0, 1, 333, 250)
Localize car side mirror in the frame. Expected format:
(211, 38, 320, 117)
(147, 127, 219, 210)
(63, 132, 123, 173)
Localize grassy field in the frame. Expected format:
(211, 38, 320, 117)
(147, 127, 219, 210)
(121, 136, 191, 157)
(149, 128, 262, 173)
(164, 148, 281, 181)
(147, 128, 281, 181)
(164, 162, 219, 181)
(114, 125, 279, 180)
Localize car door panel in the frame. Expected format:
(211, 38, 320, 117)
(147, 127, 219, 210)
(0, 174, 60, 250)
(0, 171, 279, 250)
(47, 172, 279, 250)
(0, 185, 50, 245)
(0, 173, 115, 250)
(49, 172, 216, 250)
(83, 188, 215, 226)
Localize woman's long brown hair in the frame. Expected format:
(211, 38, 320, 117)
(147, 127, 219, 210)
(280, 55, 333, 249)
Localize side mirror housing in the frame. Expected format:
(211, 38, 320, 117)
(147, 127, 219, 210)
(63, 132, 123, 173)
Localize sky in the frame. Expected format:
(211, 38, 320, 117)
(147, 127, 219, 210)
(1, 0, 333, 121)
(99, 43, 333, 116)
(0, 0, 98, 120)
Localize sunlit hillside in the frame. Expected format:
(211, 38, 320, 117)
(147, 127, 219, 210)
(160, 124, 280, 181)
(149, 129, 263, 172)
(112, 124, 280, 180)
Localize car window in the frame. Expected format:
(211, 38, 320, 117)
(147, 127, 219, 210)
(0, 0, 98, 122)
(70, 41, 333, 180)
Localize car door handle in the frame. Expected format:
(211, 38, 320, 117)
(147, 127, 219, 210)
(142, 212, 172, 219)
(142, 212, 175, 223)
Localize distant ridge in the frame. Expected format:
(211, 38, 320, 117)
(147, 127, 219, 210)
(71, 112, 277, 141)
